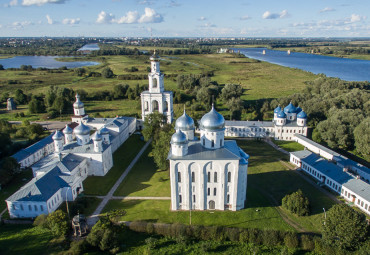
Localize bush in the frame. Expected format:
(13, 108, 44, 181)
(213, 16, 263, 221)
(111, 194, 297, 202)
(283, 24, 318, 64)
(46, 210, 69, 237)
(282, 189, 310, 216)
(284, 232, 299, 249)
(301, 235, 315, 251)
(65, 239, 89, 255)
(33, 214, 48, 228)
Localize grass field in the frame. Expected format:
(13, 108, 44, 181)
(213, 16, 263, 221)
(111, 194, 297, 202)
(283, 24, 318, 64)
(114, 145, 171, 197)
(271, 140, 305, 152)
(0, 169, 33, 212)
(103, 138, 336, 233)
(83, 134, 146, 196)
(0, 225, 63, 255)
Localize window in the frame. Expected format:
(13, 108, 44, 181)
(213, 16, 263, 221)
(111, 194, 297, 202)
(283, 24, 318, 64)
(213, 188, 217, 196)
(34, 205, 38, 211)
(361, 201, 364, 207)
(211, 140, 214, 147)
(29, 205, 32, 211)
(12, 204, 15, 210)
(228, 172, 231, 182)
(345, 191, 347, 196)
(207, 188, 210, 196)
(208, 172, 210, 182)
(40, 205, 43, 211)
(203, 139, 205, 146)
(214, 172, 217, 183)
(365, 204, 368, 210)
(220, 139, 223, 147)
(191, 172, 195, 182)
(178, 172, 181, 182)
(179, 195, 182, 203)
(227, 194, 230, 203)
(21, 204, 24, 211)
(358, 199, 360, 205)
(193, 195, 196, 203)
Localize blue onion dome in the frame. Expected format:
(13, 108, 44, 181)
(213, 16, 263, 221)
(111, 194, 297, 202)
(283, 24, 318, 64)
(295, 106, 302, 114)
(52, 130, 63, 140)
(150, 50, 160, 61)
(200, 104, 225, 131)
(284, 102, 296, 114)
(274, 105, 282, 113)
(297, 110, 307, 119)
(171, 129, 187, 144)
(92, 131, 102, 141)
(73, 94, 84, 109)
(100, 127, 109, 134)
(74, 122, 90, 135)
(277, 110, 287, 118)
(63, 124, 73, 134)
(175, 109, 195, 131)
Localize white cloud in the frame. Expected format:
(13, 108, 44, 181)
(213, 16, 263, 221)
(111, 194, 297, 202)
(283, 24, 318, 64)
(46, 14, 53, 25)
(198, 16, 207, 21)
(11, 21, 33, 29)
(62, 18, 80, 25)
(201, 22, 216, 28)
(97, 8, 163, 24)
(22, 0, 65, 6)
(138, 8, 163, 23)
(116, 11, 139, 24)
(138, 0, 154, 5)
(96, 11, 115, 24)
(350, 14, 366, 23)
(320, 7, 335, 13)
(262, 10, 290, 19)
(240, 15, 251, 20)
(4, 0, 18, 7)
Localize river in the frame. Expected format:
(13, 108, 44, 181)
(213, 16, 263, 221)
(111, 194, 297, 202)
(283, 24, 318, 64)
(234, 48, 370, 82)
(0, 56, 100, 69)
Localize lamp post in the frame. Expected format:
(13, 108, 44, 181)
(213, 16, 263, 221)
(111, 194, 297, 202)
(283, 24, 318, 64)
(65, 187, 71, 218)
(323, 207, 326, 225)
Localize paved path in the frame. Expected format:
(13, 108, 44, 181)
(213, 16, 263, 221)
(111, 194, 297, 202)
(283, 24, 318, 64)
(264, 138, 289, 155)
(87, 139, 152, 226)
(110, 196, 170, 200)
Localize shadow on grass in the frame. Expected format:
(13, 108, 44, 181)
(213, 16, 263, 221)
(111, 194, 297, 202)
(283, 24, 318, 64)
(224, 216, 280, 228)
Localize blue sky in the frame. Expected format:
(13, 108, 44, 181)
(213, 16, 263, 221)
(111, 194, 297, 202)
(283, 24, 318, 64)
(0, 0, 369, 37)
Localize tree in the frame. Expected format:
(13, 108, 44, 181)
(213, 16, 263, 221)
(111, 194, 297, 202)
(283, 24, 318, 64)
(14, 89, 28, 105)
(86, 217, 121, 253)
(152, 126, 174, 170)
(0, 133, 12, 158)
(28, 96, 46, 114)
(282, 189, 310, 216)
(220, 84, 243, 101)
(74, 67, 86, 76)
(0, 64, 4, 70)
(354, 118, 370, 161)
(322, 204, 368, 250)
(0, 157, 19, 186)
(102, 67, 114, 78)
(46, 210, 69, 237)
(142, 112, 166, 141)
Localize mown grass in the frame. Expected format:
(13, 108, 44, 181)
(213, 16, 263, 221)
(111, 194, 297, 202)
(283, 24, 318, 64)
(0, 225, 64, 255)
(271, 140, 305, 152)
(114, 145, 171, 197)
(239, 139, 336, 233)
(83, 134, 145, 196)
(0, 169, 33, 212)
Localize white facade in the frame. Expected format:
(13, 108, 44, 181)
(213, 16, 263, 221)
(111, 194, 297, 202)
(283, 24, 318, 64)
(169, 107, 249, 211)
(225, 103, 308, 141)
(141, 52, 173, 124)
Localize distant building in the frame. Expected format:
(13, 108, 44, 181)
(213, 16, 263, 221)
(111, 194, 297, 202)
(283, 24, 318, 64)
(140, 52, 173, 124)
(7, 98, 16, 110)
(225, 103, 308, 141)
(168, 106, 249, 211)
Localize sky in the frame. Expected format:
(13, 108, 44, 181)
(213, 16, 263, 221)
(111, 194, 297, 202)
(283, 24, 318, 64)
(0, 0, 369, 37)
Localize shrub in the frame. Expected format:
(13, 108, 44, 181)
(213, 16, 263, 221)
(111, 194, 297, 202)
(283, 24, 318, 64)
(46, 210, 69, 237)
(301, 235, 315, 251)
(282, 189, 310, 216)
(284, 232, 299, 249)
(33, 214, 48, 228)
(65, 239, 89, 255)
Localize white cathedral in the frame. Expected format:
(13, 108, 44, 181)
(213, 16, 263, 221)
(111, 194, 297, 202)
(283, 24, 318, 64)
(168, 107, 249, 211)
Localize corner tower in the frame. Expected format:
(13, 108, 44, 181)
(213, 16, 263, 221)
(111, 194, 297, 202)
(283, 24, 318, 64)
(141, 51, 174, 124)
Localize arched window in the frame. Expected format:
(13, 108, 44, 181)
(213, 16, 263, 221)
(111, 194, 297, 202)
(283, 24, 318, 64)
(152, 100, 159, 111)
(178, 172, 181, 183)
(207, 172, 210, 182)
(153, 78, 158, 88)
(213, 188, 217, 196)
(211, 140, 214, 147)
(191, 172, 195, 182)
(227, 194, 230, 203)
(179, 195, 182, 203)
(193, 195, 196, 202)
(145, 101, 148, 111)
(214, 172, 217, 183)
(228, 172, 231, 182)
(207, 188, 210, 196)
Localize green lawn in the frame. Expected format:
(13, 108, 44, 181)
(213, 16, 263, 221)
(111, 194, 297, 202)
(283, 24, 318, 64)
(58, 196, 102, 217)
(83, 134, 146, 196)
(0, 225, 63, 255)
(239, 140, 336, 233)
(114, 145, 171, 197)
(271, 140, 305, 152)
(0, 169, 33, 212)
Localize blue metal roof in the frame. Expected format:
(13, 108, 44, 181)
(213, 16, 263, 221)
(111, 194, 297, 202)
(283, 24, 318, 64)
(297, 110, 307, 118)
(284, 102, 297, 114)
(12, 134, 54, 162)
(301, 153, 353, 184)
(274, 105, 282, 113)
(277, 110, 287, 118)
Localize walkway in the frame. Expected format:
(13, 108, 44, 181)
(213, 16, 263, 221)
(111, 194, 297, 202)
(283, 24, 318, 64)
(87, 139, 152, 226)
